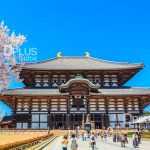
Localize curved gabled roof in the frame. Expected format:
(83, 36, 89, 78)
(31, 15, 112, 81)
(59, 76, 99, 90)
(22, 56, 144, 70)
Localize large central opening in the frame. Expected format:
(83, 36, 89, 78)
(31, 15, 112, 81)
(70, 114, 83, 129)
(71, 95, 86, 110)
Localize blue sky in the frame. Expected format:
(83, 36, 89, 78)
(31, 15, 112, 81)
(0, 0, 150, 116)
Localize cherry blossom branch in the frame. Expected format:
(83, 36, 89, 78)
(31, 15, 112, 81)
(0, 21, 26, 94)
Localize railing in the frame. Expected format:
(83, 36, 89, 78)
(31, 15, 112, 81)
(10, 140, 40, 150)
(0, 129, 50, 134)
(9, 135, 56, 150)
(34, 136, 57, 150)
(0, 128, 48, 131)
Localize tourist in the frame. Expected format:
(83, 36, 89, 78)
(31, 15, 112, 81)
(116, 133, 120, 142)
(125, 133, 128, 144)
(109, 131, 112, 137)
(61, 135, 68, 150)
(95, 131, 98, 139)
(70, 134, 78, 150)
(87, 132, 91, 147)
(103, 132, 107, 140)
(137, 131, 142, 144)
(100, 131, 103, 140)
(81, 132, 84, 141)
(120, 133, 125, 147)
(90, 133, 96, 150)
(132, 132, 139, 148)
(113, 132, 116, 142)
(87, 132, 91, 139)
(84, 132, 87, 141)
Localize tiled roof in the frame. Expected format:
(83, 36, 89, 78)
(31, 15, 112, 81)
(22, 57, 143, 70)
(1, 115, 12, 122)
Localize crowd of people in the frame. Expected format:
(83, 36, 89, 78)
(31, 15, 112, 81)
(112, 131, 142, 148)
(61, 130, 143, 150)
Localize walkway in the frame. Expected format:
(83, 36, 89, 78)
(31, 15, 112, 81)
(43, 136, 150, 150)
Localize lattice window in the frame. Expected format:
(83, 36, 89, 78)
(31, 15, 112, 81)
(32, 123, 39, 129)
(32, 114, 39, 122)
(40, 114, 47, 122)
(40, 123, 47, 129)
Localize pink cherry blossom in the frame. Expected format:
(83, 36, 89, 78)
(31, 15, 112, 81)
(0, 21, 26, 94)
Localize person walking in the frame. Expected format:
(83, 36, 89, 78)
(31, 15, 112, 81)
(113, 132, 116, 142)
(90, 133, 96, 150)
(124, 133, 128, 145)
(70, 134, 78, 150)
(120, 133, 125, 147)
(81, 132, 84, 141)
(132, 132, 139, 148)
(103, 132, 107, 140)
(61, 135, 68, 150)
(95, 131, 98, 139)
(100, 131, 103, 140)
(137, 131, 142, 144)
(84, 132, 87, 141)
(116, 133, 120, 142)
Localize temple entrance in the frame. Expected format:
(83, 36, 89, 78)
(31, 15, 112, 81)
(54, 122, 63, 129)
(95, 122, 102, 129)
(91, 114, 103, 129)
(50, 114, 66, 129)
(70, 114, 83, 129)
(74, 123, 80, 130)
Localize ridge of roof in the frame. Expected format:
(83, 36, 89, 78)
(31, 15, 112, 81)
(22, 56, 143, 67)
(4, 87, 150, 91)
(1, 87, 150, 97)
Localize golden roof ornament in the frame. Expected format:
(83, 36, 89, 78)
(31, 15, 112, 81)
(84, 52, 90, 57)
(57, 52, 62, 57)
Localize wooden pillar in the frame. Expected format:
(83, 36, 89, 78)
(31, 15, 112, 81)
(82, 113, 85, 129)
(66, 72, 70, 82)
(12, 97, 17, 129)
(86, 96, 90, 114)
(67, 97, 70, 114)
(28, 97, 32, 129)
(105, 97, 109, 129)
(101, 73, 104, 87)
(49, 73, 52, 87)
(66, 114, 70, 129)
(53, 114, 55, 129)
(124, 97, 128, 113)
(96, 99, 98, 111)
(48, 97, 52, 129)
(139, 97, 144, 115)
(101, 114, 104, 129)
(48, 114, 52, 129)
(66, 97, 70, 129)
(48, 97, 51, 114)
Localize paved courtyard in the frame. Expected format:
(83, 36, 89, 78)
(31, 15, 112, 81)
(43, 136, 150, 150)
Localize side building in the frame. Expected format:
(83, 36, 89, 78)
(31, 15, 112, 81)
(0, 53, 150, 129)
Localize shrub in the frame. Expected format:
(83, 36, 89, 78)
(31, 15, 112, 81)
(127, 132, 150, 138)
(0, 133, 53, 150)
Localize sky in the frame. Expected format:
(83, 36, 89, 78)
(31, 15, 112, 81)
(0, 0, 150, 116)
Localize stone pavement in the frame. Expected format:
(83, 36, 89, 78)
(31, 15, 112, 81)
(43, 136, 150, 150)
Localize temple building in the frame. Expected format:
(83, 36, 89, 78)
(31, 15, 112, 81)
(0, 52, 150, 130)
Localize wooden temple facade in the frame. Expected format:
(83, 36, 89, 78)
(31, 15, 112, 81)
(1, 53, 150, 129)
